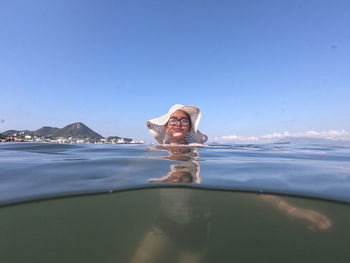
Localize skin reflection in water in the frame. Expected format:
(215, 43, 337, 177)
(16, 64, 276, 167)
(148, 146, 201, 184)
(132, 146, 207, 263)
(131, 146, 332, 263)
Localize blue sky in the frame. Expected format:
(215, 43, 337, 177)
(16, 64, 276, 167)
(1, 0, 349, 142)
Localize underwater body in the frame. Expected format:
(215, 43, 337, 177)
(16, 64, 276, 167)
(1, 142, 350, 263)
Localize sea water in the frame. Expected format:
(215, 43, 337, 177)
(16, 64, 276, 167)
(0, 142, 350, 263)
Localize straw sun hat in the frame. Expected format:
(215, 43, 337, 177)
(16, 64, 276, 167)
(147, 104, 208, 144)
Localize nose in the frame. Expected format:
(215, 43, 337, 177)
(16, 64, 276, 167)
(174, 121, 182, 127)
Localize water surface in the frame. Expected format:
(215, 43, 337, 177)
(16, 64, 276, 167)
(0, 142, 350, 205)
(1, 142, 350, 263)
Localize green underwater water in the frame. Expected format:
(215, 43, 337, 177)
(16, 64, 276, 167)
(0, 188, 349, 263)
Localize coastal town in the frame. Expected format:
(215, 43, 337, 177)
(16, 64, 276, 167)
(0, 132, 141, 144)
(0, 122, 144, 144)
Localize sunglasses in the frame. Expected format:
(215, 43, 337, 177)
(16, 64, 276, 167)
(168, 117, 190, 126)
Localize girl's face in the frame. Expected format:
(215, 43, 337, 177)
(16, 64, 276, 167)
(165, 110, 191, 137)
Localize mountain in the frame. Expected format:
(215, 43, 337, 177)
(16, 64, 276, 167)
(2, 130, 19, 136)
(55, 122, 103, 139)
(34, 126, 60, 137)
(1, 122, 104, 140)
(2, 130, 33, 136)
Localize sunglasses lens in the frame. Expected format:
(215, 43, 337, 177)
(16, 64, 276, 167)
(168, 118, 190, 126)
(180, 119, 189, 125)
(168, 118, 178, 125)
